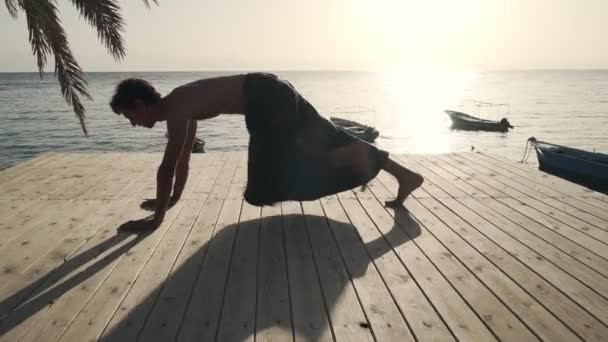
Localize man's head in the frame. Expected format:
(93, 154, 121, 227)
(110, 78, 162, 128)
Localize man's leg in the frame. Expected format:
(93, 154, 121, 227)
(382, 158, 424, 207)
(328, 142, 423, 207)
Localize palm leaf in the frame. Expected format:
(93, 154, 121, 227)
(8, 0, 159, 135)
(21, 0, 91, 135)
(5, 0, 18, 17)
(141, 0, 158, 10)
(70, 0, 125, 59)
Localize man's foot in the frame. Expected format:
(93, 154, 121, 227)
(384, 160, 424, 207)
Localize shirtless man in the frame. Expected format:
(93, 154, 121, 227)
(110, 73, 423, 230)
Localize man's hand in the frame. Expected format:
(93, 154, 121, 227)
(140, 197, 178, 211)
(118, 216, 161, 231)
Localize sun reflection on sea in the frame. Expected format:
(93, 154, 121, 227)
(373, 69, 478, 154)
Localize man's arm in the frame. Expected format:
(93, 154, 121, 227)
(153, 117, 190, 226)
(171, 120, 197, 203)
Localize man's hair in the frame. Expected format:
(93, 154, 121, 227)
(109, 78, 162, 114)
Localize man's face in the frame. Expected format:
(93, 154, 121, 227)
(124, 100, 155, 128)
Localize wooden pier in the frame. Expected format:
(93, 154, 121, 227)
(0, 151, 606, 341)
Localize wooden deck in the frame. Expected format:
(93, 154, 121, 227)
(0, 151, 607, 342)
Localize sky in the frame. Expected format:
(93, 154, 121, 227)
(1, 0, 607, 71)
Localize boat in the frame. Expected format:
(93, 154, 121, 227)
(192, 137, 205, 153)
(445, 110, 514, 132)
(527, 137, 608, 192)
(330, 117, 380, 143)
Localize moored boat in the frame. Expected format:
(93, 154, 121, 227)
(528, 137, 608, 192)
(330, 117, 380, 143)
(445, 110, 513, 132)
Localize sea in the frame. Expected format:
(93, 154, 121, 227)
(1, 70, 608, 170)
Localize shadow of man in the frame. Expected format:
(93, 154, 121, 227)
(101, 205, 421, 341)
(0, 228, 148, 337)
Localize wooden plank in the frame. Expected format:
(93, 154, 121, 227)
(175, 198, 243, 342)
(187, 152, 231, 199)
(0, 199, 35, 219)
(3, 155, 210, 340)
(300, 200, 374, 341)
(0, 154, 187, 340)
(58, 155, 224, 342)
(0, 153, 76, 192)
(376, 172, 608, 341)
(76, 154, 160, 200)
(411, 199, 578, 340)
(0, 198, 186, 342)
(432, 155, 517, 198)
(0, 153, 56, 183)
(215, 201, 261, 342)
(347, 184, 497, 341)
(323, 197, 415, 341)
(371, 175, 579, 341)
(279, 202, 333, 342)
(548, 197, 608, 227)
(3, 153, 215, 341)
(135, 154, 240, 342)
(45, 155, 124, 200)
(455, 153, 569, 198)
(497, 198, 608, 261)
(0, 165, 159, 320)
(0, 201, 115, 291)
(403, 155, 506, 199)
(461, 152, 608, 214)
(1, 154, 106, 200)
(337, 195, 455, 341)
(449, 154, 608, 236)
(473, 152, 598, 196)
(0, 201, 110, 316)
(1, 159, 160, 279)
(175, 154, 246, 341)
(406, 155, 608, 281)
(422, 157, 608, 294)
(0, 200, 70, 249)
(177, 153, 219, 200)
(581, 195, 608, 208)
(60, 198, 205, 342)
(92, 154, 230, 342)
(540, 198, 608, 232)
(363, 179, 540, 341)
(255, 205, 293, 341)
(424, 155, 608, 261)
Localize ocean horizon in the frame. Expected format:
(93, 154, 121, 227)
(2, 70, 608, 170)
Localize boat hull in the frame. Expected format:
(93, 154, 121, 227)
(330, 117, 379, 143)
(446, 110, 511, 132)
(532, 142, 608, 193)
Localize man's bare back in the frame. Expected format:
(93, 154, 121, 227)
(165, 74, 246, 122)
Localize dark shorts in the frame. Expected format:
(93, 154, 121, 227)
(242, 72, 389, 206)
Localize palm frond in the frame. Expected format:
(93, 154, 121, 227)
(141, 0, 158, 10)
(24, 9, 50, 78)
(13, 0, 159, 135)
(21, 0, 91, 135)
(70, 0, 125, 59)
(5, 0, 18, 18)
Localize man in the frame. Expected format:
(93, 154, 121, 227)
(110, 73, 423, 230)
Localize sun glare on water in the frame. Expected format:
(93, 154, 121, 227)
(375, 69, 478, 154)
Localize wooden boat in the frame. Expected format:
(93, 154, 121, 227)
(445, 110, 513, 132)
(528, 137, 608, 192)
(330, 117, 380, 143)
